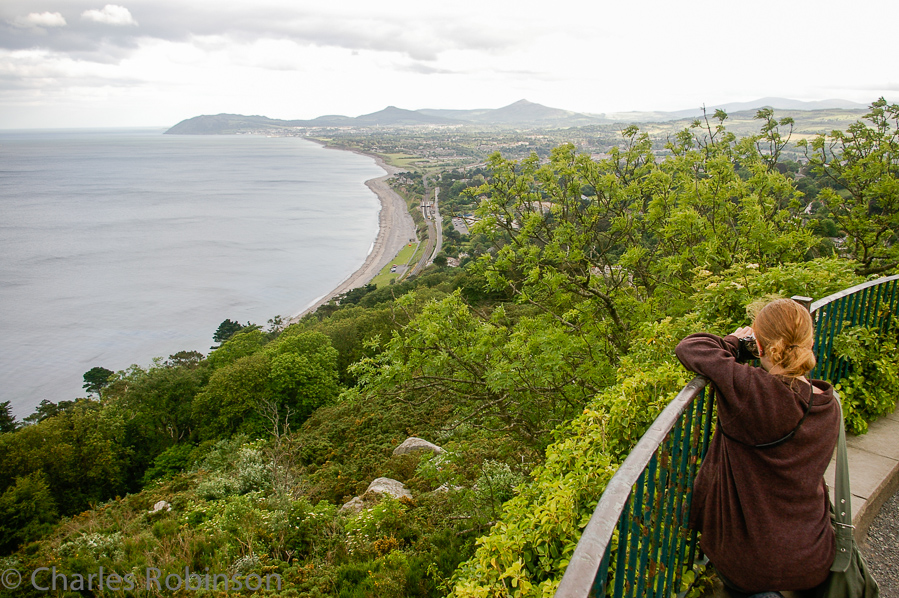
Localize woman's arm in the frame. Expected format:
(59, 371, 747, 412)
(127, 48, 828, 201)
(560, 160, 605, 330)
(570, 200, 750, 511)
(675, 333, 742, 377)
(675, 332, 805, 445)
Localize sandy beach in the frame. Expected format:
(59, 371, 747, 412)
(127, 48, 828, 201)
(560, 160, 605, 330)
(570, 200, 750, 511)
(289, 148, 417, 322)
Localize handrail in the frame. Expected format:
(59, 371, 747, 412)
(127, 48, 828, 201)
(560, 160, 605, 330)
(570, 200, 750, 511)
(555, 275, 899, 598)
(809, 274, 899, 315)
(556, 377, 712, 597)
(809, 274, 899, 382)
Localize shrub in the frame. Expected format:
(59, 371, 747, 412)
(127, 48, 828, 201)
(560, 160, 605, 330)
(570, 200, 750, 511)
(834, 324, 899, 434)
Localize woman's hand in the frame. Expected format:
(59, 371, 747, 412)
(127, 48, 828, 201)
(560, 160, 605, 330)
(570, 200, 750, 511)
(732, 326, 754, 338)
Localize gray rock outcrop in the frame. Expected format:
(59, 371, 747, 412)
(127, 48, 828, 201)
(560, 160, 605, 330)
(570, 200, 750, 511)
(150, 500, 171, 513)
(339, 477, 413, 514)
(364, 477, 412, 500)
(392, 437, 445, 456)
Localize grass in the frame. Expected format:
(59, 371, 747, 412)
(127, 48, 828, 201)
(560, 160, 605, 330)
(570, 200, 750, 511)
(380, 153, 424, 169)
(370, 242, 420, 287)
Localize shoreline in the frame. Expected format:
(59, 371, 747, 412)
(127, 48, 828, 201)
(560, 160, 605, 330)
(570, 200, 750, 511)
(289, 143, 418, 322)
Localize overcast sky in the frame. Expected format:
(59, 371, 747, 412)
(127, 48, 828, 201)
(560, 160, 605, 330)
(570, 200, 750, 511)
(1, 0, 897, 129)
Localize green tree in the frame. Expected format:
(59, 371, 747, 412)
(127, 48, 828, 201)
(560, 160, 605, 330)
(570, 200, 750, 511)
(470, 119, 813, 361)
(0, 401, 17, 433)
(0, 472, 58, 553)
(352, 292, 607, 448)
(82, 366, 114, 396)
(212, 318, 245, 343)
(101, 359, 210, 486)
(265, 329, 340, 423)
(206, 328, 268, 369)
(21, 399, 76, 426)
(164, 350, 205, 368)
(192, 353, 272, 440)
(801, 98, 899, 275)
(0, 399, 128, 515)
(110, 361, 207, 443)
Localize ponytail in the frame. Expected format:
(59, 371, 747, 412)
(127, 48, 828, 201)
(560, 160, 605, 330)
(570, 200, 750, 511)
(753, 298, 816, 381)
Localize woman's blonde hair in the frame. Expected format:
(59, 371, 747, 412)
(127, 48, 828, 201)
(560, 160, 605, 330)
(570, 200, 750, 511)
(752, 298, 817, 380)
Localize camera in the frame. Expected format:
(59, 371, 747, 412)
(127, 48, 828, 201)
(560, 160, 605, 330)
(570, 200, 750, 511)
(738, 335, 760, 361)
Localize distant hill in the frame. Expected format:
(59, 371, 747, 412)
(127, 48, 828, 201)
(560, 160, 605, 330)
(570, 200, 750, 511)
(353, 106, 459, 126)
(418, 99, 605, 126)
(165, 97, 872, 134)
(608, 97, 870, 123)
(165, 114, 307, 134)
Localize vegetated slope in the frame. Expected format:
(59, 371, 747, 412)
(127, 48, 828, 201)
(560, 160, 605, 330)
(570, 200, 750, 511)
(3, 99, 897, 598)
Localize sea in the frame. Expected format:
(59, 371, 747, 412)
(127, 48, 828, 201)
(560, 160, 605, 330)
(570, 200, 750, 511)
(0, 129, 383, 419)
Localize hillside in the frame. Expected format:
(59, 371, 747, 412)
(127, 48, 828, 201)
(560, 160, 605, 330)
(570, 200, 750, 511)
(6, 98, 896, 598)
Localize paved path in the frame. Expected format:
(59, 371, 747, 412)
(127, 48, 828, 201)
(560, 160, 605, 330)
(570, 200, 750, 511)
(826, 405, 899, 539)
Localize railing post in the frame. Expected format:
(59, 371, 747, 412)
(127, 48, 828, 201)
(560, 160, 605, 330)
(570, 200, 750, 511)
(791, 295, 813, 311)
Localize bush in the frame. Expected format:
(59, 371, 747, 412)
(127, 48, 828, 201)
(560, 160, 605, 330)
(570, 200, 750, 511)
(834, 324, 899, 434)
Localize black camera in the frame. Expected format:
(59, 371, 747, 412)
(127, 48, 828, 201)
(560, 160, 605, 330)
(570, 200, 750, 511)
(738, 335, 760, 361)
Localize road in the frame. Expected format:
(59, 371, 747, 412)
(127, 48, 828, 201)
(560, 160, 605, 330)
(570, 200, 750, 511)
(410, 186, 441, 276)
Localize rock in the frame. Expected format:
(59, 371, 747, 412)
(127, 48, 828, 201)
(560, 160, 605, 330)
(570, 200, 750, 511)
(364, 477, 412, 501)
(339, 478, 413, 514)
(150, 500, 171, 513)
(392, 437, 445, 456)
(339, 496, 366, 514)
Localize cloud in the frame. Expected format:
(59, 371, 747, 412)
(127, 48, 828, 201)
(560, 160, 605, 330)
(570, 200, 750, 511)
(11, 12, 67, 29)
(0, 1, 532, 65)
(398, 62, 457, 75)
(81, 5, 137, 26)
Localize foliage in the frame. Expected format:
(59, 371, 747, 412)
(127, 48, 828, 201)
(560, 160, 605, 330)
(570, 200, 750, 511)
(20, 398, 77, 426)
(0, 472, 58, 553)
(833, 323, 899, 434)
(213, 318, 254, 344)
(141, 443, 201, 485)
(206, 328, 269, 369)
(450, 359, 690, 597)
(352, 292, 608, 448)
(800, 98, 899, 275)
(82, 366, 114, 396)
(193, 330, 340, 440)
(470, 116, 814, 356)
(0, 401, 16, 434)
(0, 399, 128, 518)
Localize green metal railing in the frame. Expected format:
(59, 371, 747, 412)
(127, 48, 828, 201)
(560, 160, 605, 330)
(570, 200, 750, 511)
(809, 275, 899, 382)
(555, 274, 899, 598)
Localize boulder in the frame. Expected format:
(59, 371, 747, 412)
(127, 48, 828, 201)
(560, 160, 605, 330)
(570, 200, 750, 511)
(339, 496, 366, 514)
(364, 477, 412, 500)
(150, 500, 171, 513)
(392, 437, 445, 457)
(339, 477, 413, 514)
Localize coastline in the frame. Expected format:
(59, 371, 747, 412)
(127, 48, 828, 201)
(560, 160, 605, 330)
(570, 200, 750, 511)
(289, 143, 418, 322)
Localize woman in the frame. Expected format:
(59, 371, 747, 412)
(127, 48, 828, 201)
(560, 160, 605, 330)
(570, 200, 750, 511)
(675, 298, 840, 597)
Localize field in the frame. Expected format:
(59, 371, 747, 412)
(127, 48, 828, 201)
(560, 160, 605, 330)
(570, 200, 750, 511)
(369, 241, 420, 287)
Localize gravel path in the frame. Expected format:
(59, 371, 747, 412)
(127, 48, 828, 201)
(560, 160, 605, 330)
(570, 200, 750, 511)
(862, 485, 899, 597)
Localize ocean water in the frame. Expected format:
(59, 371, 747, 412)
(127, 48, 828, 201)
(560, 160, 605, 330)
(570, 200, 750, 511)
(0, 129, 382, 418)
